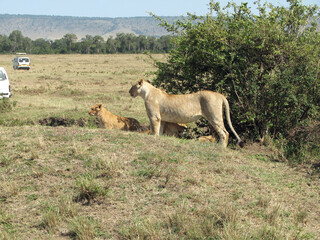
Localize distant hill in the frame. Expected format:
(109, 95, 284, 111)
(0, 14, 179, 40)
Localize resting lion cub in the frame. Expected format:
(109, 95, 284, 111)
(89, 103, 141, 131)
(129, 79, 243, 148)
(142, 121, 187, 137)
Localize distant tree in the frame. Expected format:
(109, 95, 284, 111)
(105, 37, 118, 53)
(81, 35, 94, 54)
(147, 36, 157, 52)
(0, 35, 12, 53)
(159, 35, 173, 52)
(52, 39, 68, 53)
(22, 37, 32, 53)
(62, 33, 77, 53)
(9, 30, 24, 52)
(92, 35, 105, 54)
(117, 33, 129, 53)
(32, 38, 53, 54)
(137, 35, 148, 52)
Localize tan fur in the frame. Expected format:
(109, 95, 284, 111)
(197, 135, 218, 143)
(89, 103, 141, 131)
(142, 122, 187, 137)
(129, 79, 243, 148)
(163, 122, 187, 137)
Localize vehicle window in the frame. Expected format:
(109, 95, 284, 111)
(0, 71, 6, 81)
(19, 58, 30, 62)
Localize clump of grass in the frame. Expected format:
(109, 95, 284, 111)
(131, 152, 165, 180)
(0, 99, 16, 113)
(0, 154, 13, 167)
(58, 196, 79, 219)
(266, 205, 282, 225)
(295, 209, 308, 225)
(41, 207, 59, 233)
(256, 195, 271, 208)
(93, 158, 120, 179)
(255, 225, 280, 239)
(74, 174, 108, 204)
(118, 203, 240, 239)
(118, 218, 163, 240)
(40, 196, 79, 234)
(68, 216, 102, 240)
(176, 204, 238, 238)
(0, 210, 16, 239)
(0, 181, 19, 202)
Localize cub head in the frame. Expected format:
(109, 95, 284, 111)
(129, 79, 148, 97)
(89, 103, 103, 116)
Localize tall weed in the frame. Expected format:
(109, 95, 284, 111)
(0, 99, 16, 113)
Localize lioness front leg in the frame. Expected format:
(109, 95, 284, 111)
(150, 116, 161, 136)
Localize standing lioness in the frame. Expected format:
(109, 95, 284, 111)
(129, 79, 244, 148)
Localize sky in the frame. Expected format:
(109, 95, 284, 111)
(0, 0, 319, 18)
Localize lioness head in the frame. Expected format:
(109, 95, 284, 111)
(129, 79, 147, 97)
(89, 103, 103, 116)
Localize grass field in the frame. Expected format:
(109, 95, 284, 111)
(0, 54, 319, 239)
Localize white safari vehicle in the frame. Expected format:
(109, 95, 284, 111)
(0, 67, 11, 99)
(13, 56, 31, 70)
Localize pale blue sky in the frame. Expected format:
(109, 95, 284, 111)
(0, 0, 319, 18)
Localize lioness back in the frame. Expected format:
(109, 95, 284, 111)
(159, 91, 225, 124)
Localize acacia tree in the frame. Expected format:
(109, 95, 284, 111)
(151, 0, 320, 143)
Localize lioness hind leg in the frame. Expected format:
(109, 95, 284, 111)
(159, 121, 165, 136)
(210, 124, 229, 148)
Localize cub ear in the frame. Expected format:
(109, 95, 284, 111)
(97, 103, 102, 109)
(138, 79, 144, 86)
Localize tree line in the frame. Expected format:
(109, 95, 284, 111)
(0, 30, 174, 54)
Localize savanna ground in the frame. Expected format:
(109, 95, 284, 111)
(0, 54, 319, 239)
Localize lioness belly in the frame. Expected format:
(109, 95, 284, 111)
(161, 111, 202, 123)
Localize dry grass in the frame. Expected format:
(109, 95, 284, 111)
(0, 54, 156, 125)
(0, 54, 319, 239)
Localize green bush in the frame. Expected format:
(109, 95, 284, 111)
(282, 121, 320, 166)
(151, 0, 320, 143)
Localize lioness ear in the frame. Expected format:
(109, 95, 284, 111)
(138, 79, 144, 86)
(146, 80, 151, 83)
